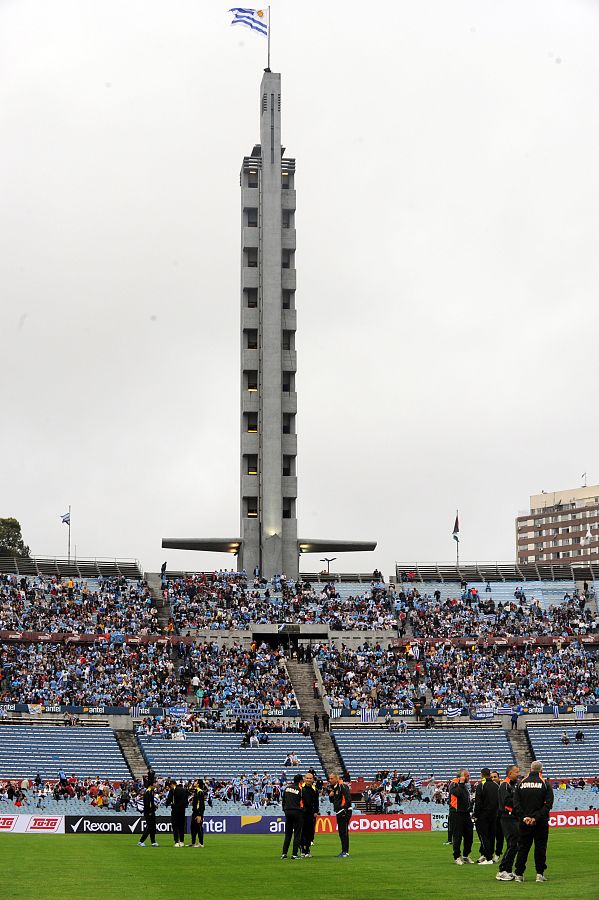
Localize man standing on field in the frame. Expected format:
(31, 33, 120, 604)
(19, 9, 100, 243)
(449, 769, 474, 865)
(513, 761, 553, 883)
(328, 773, 352, 858)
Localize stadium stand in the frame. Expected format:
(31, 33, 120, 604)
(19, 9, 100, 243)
(0, 557, 142, 579)
(0, 572, 158, 634)
(138, 732, 324, 779)
(0, 725, 130, 780)
(313, 643, 420, 710)
(0, 641, 186, 707)
(166, 571, 395, 632)
(333, 727, 516, 780)
(527, 724, 599, 777)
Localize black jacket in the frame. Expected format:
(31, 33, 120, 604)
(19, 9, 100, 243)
(166, 784, 188, 812)
(498, 778, 518, 818)
(329, 782, 352, 814)
(191, 787, 206, 817)
(513, 773, 554, 825)
(143, 787, 156, 817)
(449, 781, 472, 815)
(474, 778, 499, 819)
(301, 783, 320, 815)
(282, 785, 303, 814)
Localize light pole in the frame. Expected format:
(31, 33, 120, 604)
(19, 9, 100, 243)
(320, 557, 337, 575)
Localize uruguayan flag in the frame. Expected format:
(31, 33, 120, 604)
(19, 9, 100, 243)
(329, 707, 342, 719)
(61, 512, 70, 525)
(229, 7, 268, 37)
(574, 704, 586, 721)
(446, 706, 462, 718)
(360, 708, 379, 723)
(496, 705, 514, 716)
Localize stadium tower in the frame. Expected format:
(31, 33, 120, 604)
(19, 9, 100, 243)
(163, 71, 376, 579)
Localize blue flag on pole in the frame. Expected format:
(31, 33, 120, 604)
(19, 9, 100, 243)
(229, 7, 268, 37)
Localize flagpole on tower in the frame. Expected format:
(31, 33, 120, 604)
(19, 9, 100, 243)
(68, 505, 71, 565)
(456, 509, 459, 568)
(267, 6, 271, 70)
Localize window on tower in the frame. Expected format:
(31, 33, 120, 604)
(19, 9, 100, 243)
(245, 329, 258, 350)
(282, 249, 293, 269)
(246, 455, 258, 476)
(245, 288, 258, 308)
(246, 248, 258, 268)
(282, 209, 293, 229)
(247, 170, 258, 188)
(246, 208, 258, 227)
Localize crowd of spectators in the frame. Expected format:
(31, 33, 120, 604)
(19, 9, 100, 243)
(425, 642, 598, 709)
(313, 642, 424, 711)
(0, 769, 328, 812)
(0, 573, 159, 635)
(0, 641, 184, 707)
(0, 639, 298, 711)
(175, 640, 297, 710)
(397, 587, 597, 639)
(166, 572, 395, 632)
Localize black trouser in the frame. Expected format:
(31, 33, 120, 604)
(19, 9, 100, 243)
(476, 813, 494, 859)
(499, 816, 519, 873)
(452, 811, 473, 860)
(190, 815, 204, 846)
(514, 820, 549, 876)
(337, 810, 352, 854)
(447, 809, 454, 843)
(139, 815, 156, 844)
(301, 812, 316, 853)
(494, 813, 504, 857)
(282, 811, 303, 856)
(172, 809, 186, 844)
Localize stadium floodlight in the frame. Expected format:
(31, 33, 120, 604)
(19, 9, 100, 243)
(320, 557, 337, 574)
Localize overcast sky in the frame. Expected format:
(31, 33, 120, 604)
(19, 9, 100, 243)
(2, 0, 598, 578)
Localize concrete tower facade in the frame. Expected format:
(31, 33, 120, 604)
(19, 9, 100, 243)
(162, 71, 376, 579)
(239, 70, 297, 578)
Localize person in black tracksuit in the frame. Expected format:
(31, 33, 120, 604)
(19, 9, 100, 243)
(166, 779, 188, 846)
(513, 762, 554, 882)
(473, 767, 499, 863)
(281, 774, 304, 859)
(300, 772, 320, 857)
(138, 783, 158, 846)
(490, 772, 504, 858)
(189, 779, 206, 847)
(329, 773, 352, 857)
(496, 764, 520, 880)
(449, 770, 474, 863)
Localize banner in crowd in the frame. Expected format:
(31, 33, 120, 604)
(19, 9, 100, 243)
(0, 703, 300, 719)
(333, 704, 599, 719)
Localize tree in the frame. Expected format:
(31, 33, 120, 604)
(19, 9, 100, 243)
(0, 518, 30, 558)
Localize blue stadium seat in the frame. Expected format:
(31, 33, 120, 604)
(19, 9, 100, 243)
(333, 728, 515, 780)
(0, 726, 130, 781)
(527, 725, 599, 777)
(138, 732, 324, 780)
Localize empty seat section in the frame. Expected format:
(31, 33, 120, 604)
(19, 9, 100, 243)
(138, 732, 324, 780)
(0, 726, 130, 780)
(333, 728, 515, 781)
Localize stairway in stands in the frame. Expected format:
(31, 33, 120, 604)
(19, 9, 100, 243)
(506, 727, 533, 772)
(115, 731, 149, 781)
(145, 572, 173, 633)
(286, 659, 344, 778)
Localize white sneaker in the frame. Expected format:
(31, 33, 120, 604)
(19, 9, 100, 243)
(497, 871, 515, 881)
(478, 859, 494, 865)
(492, 855, 500, 863)
(455, 857, 465, 865)
(515, 875, 523, 882)
(477, 856, 486, 863)
(462, 856, 475, 864)
(536, 875, 547, 883)
(137, 842, 145, 847)
(151, 843, 159, 847)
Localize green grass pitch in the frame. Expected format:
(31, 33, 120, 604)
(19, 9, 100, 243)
(1, 830, 597, 899)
